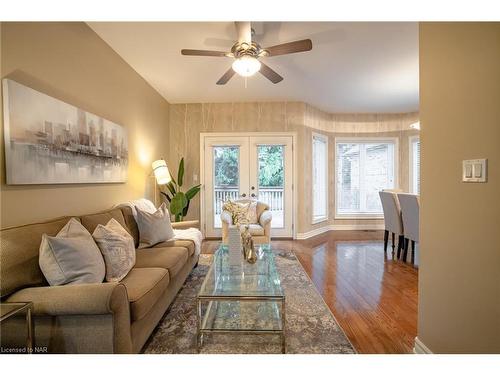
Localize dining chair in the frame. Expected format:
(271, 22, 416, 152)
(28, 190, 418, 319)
(379, 191, 404, 258)
(397, 193, 420, 263)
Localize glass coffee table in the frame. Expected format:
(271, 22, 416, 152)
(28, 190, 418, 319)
(197, 244, 286, 353)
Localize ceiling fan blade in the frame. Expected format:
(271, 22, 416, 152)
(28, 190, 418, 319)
(181, 49, 228, 57)
(259, 62, 283, 84)
(235, 21, 252, 44)
(216, 68, 236, 85)
(264, 39, 313, 57)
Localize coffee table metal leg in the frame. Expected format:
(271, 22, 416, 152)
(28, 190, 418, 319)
(197, 299, 203, 353)
(26, 305, 33, 354)
(281, 297, 286, 354)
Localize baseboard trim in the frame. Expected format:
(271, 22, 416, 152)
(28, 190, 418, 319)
(413, 337, 433, 354)
(296, 224, 385, 240)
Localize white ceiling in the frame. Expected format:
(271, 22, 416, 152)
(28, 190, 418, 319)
(88, 22, 419, 113)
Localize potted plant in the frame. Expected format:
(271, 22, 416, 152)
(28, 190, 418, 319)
(160, 158, 201, 222)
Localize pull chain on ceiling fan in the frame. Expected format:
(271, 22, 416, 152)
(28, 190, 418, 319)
(181, 22, 313, 85)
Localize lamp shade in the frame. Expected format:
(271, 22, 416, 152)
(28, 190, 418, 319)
(152, 159, 171, 185)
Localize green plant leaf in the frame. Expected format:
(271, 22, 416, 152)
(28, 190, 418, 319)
(185, 184, 201, 200)
(169, 170, 177, 186)
(182, 200, 190, 217)
(160, 191, 171, 202)
(177, 158, 184, 187)
(166, 181, 177, 196)
(169, 192, 187, 216)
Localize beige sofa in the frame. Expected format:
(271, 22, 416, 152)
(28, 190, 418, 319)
(221, 199, 272, 244)
(0, 206, 199, 353)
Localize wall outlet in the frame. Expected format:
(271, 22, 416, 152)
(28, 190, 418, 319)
(462, 159, 487, 183)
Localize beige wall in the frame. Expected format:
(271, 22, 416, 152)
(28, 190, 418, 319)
(0, 22, 170, 228)
(168, 101, 418, 234)
(419, 23, 500, 353)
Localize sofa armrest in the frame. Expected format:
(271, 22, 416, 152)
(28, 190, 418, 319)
(259, 210, 272, 226)
(221, 211, 232, 225)
(171, 220, 199, 230)
(6, 282, 128, 316)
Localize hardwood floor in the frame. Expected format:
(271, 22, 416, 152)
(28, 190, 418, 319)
(202, 230, 419, 354)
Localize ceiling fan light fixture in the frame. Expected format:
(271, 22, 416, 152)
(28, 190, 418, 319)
(232, 55, 261, 77)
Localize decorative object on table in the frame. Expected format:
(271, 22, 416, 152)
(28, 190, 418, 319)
(227, 225, 242, 266)
(2, 79, 128, 184)
(154, 157, 201, 222)
(241, 225, 257, 264)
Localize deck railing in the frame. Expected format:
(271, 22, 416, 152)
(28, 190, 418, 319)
(214, 186, 284, 214)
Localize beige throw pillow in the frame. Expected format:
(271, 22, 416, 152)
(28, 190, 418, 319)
(247, 201, 259, 224)
(39, 218, 105, 286)
(136, 202, 174, 246)
(93, 218, 136, 282)
(222, 200, 259, 225)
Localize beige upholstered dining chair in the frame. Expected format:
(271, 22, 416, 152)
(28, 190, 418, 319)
(221, 199, 272, 244)
(379, 190, 404, 257)
(397, 193, 420, 263)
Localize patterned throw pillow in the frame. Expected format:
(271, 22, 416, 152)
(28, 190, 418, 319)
(93, 218, 136, 282)
(222, 200, 258, 225)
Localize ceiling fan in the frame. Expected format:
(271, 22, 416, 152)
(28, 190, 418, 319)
(181, 22, 313, 85)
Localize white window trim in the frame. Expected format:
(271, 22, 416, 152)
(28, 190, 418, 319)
(409, 135, 420, 195)
(334, 136, 399, 220)
(312, 132, 329, 224)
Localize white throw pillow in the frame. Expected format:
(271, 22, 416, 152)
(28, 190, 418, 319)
(92, 218, 136, 282)
(247, 201, 259, 224)
(136, 202, 175, 247)
(39, 218, 105, 286)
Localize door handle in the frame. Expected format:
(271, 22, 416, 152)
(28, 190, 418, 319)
(241, 193, 247, 197)
(251, 193, 256, 198)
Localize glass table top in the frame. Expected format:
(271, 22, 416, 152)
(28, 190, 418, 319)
(198, 244, 284, 299)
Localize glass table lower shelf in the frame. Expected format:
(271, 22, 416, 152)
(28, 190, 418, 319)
(197, 244, 286, 353)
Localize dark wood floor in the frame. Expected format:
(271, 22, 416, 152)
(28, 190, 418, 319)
(202, 230, 418, 354)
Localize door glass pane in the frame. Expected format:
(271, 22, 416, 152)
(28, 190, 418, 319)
(213, 146, 239, 228)
(257, 145, 284, 228)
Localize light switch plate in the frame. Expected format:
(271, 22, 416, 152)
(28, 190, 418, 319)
(462, 159, 487, 183)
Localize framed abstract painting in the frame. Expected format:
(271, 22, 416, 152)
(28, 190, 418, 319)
(2, 79, 128, 184)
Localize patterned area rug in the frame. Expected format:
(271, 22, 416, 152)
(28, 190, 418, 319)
(143, 249, 355, 354)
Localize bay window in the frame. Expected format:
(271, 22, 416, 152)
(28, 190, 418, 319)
(312, 133, 328, 223)
(336, 138, 397, 217)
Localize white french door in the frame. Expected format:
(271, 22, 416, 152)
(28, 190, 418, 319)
(202, 134, 294, 238)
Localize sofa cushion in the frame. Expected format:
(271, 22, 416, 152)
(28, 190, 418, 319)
(135, 247, 189, 278)
(152, 239, 196, 257)
(92, 218, 136, 282)
(0, 217, 74, 297)
(80, 208, 129, 237)
(135, 203, 174, 247)
(240, 224, 265, 236)
(119, 206, 140, 248)
(39, 218, 106, 286)
(120, 268, 169, 321)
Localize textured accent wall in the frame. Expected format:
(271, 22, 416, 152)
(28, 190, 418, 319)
(0, 22, 170, 228)
(168, 101, 418, 234)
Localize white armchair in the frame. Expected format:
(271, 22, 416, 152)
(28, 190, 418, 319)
(221, 199, 272, 244)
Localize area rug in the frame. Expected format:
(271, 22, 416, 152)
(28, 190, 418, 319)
(143, 249, 355, 354)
